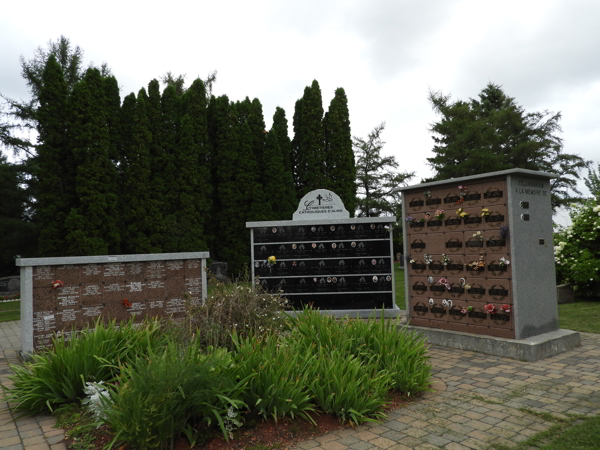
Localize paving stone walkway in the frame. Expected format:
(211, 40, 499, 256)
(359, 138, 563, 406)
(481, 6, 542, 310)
(0, 321, 66, 450)
(1, 319, 599, 450)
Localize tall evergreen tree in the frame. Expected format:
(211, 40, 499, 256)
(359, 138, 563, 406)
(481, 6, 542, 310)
(427, 83, 588, 209)
(209, 95, 248, 273)
(119, 90, 156, 253)
(292, 80, 325, 198)
(35, 54, 73, 256)
(64, 68, 120, 255)
(354, 123, 414, 217)
(271, 107, 297, 216)
(263, 127, 296, 219)
(324, 87, 355, 214)
(0, 156, 37, 274)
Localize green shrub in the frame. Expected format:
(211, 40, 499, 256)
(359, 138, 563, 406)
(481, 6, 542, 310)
(554, 200, 600, 297)
(100, 340, 247, 450)
(164, 277, 289, 350)
(2, 318, 162, 415)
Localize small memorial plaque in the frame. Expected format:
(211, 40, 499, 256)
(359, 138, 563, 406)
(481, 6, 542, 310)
(411, 263, 426, 270)
(430, 285, 446, 292)
(466, 240, 483, 248)
(485, 215, 504, 223)
(414, 304, 428, 313)
(444, 196, 461, 204)
(464, 193, 481, 201)
(429, 264, 445, 271)
(449, 309, 463, 316)
(409, 200, 424, 207)
(487, 239, 506, 247)
(469, 287, 486, 295)
(426, 198, 442, 206)
(431, 306, 446, 315)
(410, 222, 425, 228)
(427, 220, 443, 227)
(469, 311, 487, 319)
(447, 264, 463, 271)
(464, 217, 482, 225)
(445, 218, 461, 226)
(449, 287, 464, 294)
(488, 264, 507, 272)
(489, 288, 509, 296)
(411, 242, 426, 249)
(413, 284, 427, 292)
(484, 190, 503, 199)
(446, 241, 462, 248)
(494, 313, 510, 322)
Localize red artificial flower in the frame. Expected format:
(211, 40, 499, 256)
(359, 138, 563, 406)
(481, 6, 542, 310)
(52, 280, 64, 289)
(500, 304, 511, 313)
(484, 304, 497, 314)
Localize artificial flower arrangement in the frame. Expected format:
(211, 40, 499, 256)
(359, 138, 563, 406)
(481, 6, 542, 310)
(468, 255, 485, 270)
(500, 304, 511, 313)
(434, 209, 445, 220)
(499, 257, 510, 266)
(480, 207, 490, 217)
(460, 306, 473, 315)
(472, 231, 483, 241)
(122, 298, 132, 309)
(405, 216, 425, 224)
(484, 303, 497, 314)
(499, 225, 509, 239)
(267, 255, 277, 266)
(442, 253, 452, 265)
(456, 185, 469, 204)
(456, 207, 469, 218)
(423, 254, 433, 265)
(424, 190, 432, 199)
(52, 280, 64, 289)
(438, 277, 451, 290)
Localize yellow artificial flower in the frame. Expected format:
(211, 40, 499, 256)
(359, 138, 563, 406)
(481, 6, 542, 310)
(481, 208, 490, 217)
(268, 255, 276, 264)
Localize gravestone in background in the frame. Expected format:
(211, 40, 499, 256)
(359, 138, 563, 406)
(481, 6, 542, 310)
(210, 262, 228, 283)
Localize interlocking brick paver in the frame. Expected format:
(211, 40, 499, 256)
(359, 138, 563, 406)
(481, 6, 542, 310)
(321, 440, 348, 450)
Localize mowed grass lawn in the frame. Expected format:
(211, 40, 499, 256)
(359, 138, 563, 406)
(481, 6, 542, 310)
(0, 300, 20, 323)
(559, 300, 600, 334)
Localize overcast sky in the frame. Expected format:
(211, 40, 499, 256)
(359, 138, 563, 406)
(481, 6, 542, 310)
(1, 0, 598, 224)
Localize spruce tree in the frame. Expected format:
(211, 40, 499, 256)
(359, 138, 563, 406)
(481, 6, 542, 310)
(64, 68, 120, 255)
(292, 80, 325, 198)
(35, 54, 73, 256)
(325, 87, 356, 214)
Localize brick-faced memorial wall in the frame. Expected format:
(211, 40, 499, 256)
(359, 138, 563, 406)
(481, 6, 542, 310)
(397, 169, 560, 340)
(16, 252, 208, 353)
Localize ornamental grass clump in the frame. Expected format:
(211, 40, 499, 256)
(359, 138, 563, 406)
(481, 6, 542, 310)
(99, 340, 248, 450)
(2, 318, 163, 416)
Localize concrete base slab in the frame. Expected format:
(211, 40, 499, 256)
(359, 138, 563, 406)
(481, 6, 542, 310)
(406, 326, 581, 362)
(287, 308, 406, 319)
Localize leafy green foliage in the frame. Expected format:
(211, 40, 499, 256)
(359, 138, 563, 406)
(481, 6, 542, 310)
(101, 341, 247, 450)
(584, 162, 600, 199)
(427, 83, 589, 210)
(2, 319, 163, 415)
(554, 200, 600, 297)
(354, 122, 414, 217)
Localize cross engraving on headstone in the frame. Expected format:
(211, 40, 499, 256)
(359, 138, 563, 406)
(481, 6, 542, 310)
(316, 194, 323, 205)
